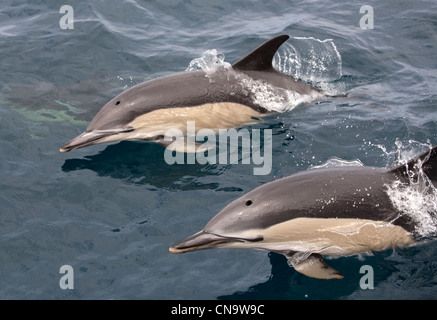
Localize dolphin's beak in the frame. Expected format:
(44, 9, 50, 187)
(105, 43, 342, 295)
(169, 230, 263, 254)
(169, 231, 238, 254)
(60, 131, 109, 152)
(60, 127, 134, 152)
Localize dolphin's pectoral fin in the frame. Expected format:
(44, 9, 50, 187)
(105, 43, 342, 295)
(155, 136, 215, 154)
(283, 251, 344, 280)
(156, 138, 199, 153)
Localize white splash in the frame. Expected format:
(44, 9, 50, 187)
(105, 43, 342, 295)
(386, 179, 437, 238)
(237, 75, 322, 113)
(309, 157, 364, 170)
(376, 139, 432, 169)
(382, 139, 437, 238)
(186, 49, 231, 75)
(273, 37, 342, 87)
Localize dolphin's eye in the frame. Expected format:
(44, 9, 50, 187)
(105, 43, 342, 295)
(115, 101, 120, 105)
(245, 200, 253, 206)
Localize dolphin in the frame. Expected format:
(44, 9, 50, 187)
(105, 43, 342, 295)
(60, 35, 321, 153)
(170, 146, 437, 279)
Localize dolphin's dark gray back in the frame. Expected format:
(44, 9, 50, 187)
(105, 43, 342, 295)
(85, 70, 252, 131)
(204, 166, 407, 232)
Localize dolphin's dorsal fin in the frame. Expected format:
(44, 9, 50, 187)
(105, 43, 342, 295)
(283, 251, 344, 280)
(232, 35, 289, 72)
(389, 145, 437, 186)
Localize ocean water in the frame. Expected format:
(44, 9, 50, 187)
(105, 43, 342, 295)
(1, 0, 437, 300)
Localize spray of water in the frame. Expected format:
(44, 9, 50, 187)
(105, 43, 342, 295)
(186, 49, 231, 75)
(309, 157, 364, 170)
(237, 75, 321, 112)
(379, 139, 437, 239)
(274, 37, 342, 81)
(273, 37, 343, 95)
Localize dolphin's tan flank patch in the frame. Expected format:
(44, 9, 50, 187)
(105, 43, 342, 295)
(222, 218, 414, 256)
(127, 102, 263, 132)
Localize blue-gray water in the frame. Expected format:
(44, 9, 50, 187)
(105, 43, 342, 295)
(1, 0, 437, 299)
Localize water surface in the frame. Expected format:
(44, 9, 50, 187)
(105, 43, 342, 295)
(1, 0, 437, 299)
